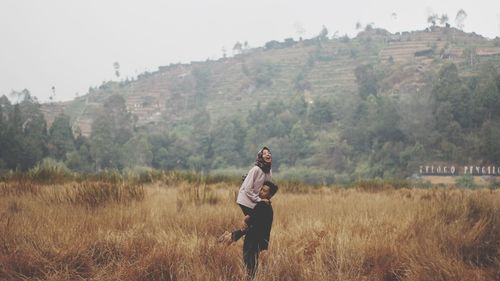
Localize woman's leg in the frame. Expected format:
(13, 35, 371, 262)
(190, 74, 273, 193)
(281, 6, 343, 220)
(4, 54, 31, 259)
(233, 204, 253, 242)
(239, 204, 253, 216)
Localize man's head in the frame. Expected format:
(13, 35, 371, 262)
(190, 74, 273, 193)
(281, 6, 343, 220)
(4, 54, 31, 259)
(259, 181, 278, 200)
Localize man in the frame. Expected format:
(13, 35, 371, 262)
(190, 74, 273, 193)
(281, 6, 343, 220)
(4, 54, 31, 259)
(219, 181, 278, 280)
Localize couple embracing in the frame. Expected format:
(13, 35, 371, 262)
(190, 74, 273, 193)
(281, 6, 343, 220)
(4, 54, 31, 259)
(219, 146, 278, 280)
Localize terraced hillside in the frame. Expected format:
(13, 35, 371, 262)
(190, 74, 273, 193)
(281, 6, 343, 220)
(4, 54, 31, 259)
(41, 27, 500, 136)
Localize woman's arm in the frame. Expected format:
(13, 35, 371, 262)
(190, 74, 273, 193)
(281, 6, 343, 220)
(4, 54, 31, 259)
(242, 167, 261, 203)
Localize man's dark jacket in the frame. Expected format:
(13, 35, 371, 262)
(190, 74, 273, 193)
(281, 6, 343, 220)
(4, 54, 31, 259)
(244, 201, 273, 250)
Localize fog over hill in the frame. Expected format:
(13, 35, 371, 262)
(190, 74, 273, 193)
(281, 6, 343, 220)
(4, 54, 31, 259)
(1, 0, 500, 103)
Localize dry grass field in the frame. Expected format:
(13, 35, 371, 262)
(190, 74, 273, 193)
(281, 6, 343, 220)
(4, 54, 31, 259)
(0, 178, 498, 281)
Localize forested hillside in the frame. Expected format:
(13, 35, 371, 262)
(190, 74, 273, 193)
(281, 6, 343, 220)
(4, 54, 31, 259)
(2, 26, 500, 183)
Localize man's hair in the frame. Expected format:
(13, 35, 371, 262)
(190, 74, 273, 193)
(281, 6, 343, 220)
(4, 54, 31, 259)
(263, 181, 278, 196)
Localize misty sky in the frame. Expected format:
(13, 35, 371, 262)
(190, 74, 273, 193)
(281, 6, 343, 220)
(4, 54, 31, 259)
(1, 0, 499, 103)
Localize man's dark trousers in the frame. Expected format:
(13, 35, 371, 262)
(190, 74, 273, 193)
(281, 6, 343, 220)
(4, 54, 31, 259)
(243, 237, 260, 279)
(241, 201, 273, 279)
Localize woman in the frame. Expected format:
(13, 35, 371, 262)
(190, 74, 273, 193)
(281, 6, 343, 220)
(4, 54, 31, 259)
(218, 147, 273, 245)
(236, 146, 272, 217)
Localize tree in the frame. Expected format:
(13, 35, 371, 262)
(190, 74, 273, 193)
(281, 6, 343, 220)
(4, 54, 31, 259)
(18, 93, 48, 169)
(355, 64, 378, 99)
(233, 42, 242, 54)
(148, 133, 191, 170)
(479, 121, 500, 163)
(426, 13, 449, 27)
(48, 113, 75, 160)
(89, 95, 132, 170)
(463, 47, 477, 66)
(0, 96, 12, 168)
(89, 95, 134, 170)
(0, 101, 5, 168)
(90, 114, 114, 170)
(3, 104, 23, 169)
(264, 40, 281, 49)
(0, 95, 12, 115)
(427, 14, 438, 26)
(288, 94, 308, 119)
(370, 97, 405, 143)
(210, 116, 246, 167)
(308, 98, 334, 127)
(192, 66, 212, 107)
(9, 89, 29, 103)
(148, 133, 170, 169)
(439, 14, 449, 26)
(0, 92, 48, 170)
(312, 131, 352, 172)
(455, 9, 467, 30)
(192, 108, 212, 166)
(113, 62, 120, 79)
(66, 132, 93, 172)
(152, 147, 169, 169)
(285, 122, 309, 165)
(472, 63, 500, 123)
(120, 136, 153, 168)
(318, 25, 329, 41)
(50, 86, 56, 101)
(252, 62, 276, 88)
(103, 95, 134, 145)
(432, 63, 472, 129)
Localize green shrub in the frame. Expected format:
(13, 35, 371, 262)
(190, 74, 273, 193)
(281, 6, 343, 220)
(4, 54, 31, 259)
(414, 179, 433, 189)
(28, 158, 73, 183)
(91, 170, 124, 183)
(277, 167, 336, 185)
(488, 180, 500, 189)
(455, 174, 476, 189)
(123, 166, 160, 184)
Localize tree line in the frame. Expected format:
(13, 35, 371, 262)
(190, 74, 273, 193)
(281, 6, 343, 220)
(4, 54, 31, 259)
(1, 61, 499, 183)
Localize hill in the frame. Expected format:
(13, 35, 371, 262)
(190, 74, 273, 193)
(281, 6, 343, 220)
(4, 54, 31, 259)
(42, 26, 500, 136)
(21, 25, 500, 182)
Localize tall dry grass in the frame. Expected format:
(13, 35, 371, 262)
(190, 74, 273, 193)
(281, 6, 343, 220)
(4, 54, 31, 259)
(0, 179, 498, 281)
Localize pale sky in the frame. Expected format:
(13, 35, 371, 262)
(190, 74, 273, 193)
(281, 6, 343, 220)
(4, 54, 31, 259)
(1, 0, 499, 102)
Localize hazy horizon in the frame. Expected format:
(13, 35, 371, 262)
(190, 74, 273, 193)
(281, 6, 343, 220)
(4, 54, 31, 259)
(1, 0, 499, 103)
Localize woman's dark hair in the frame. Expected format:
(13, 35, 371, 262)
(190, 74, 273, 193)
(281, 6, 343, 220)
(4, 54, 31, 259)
(263, 181, 278, 196)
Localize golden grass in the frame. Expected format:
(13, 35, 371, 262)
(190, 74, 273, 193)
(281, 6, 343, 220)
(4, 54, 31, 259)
(0, 181, 498, 281)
